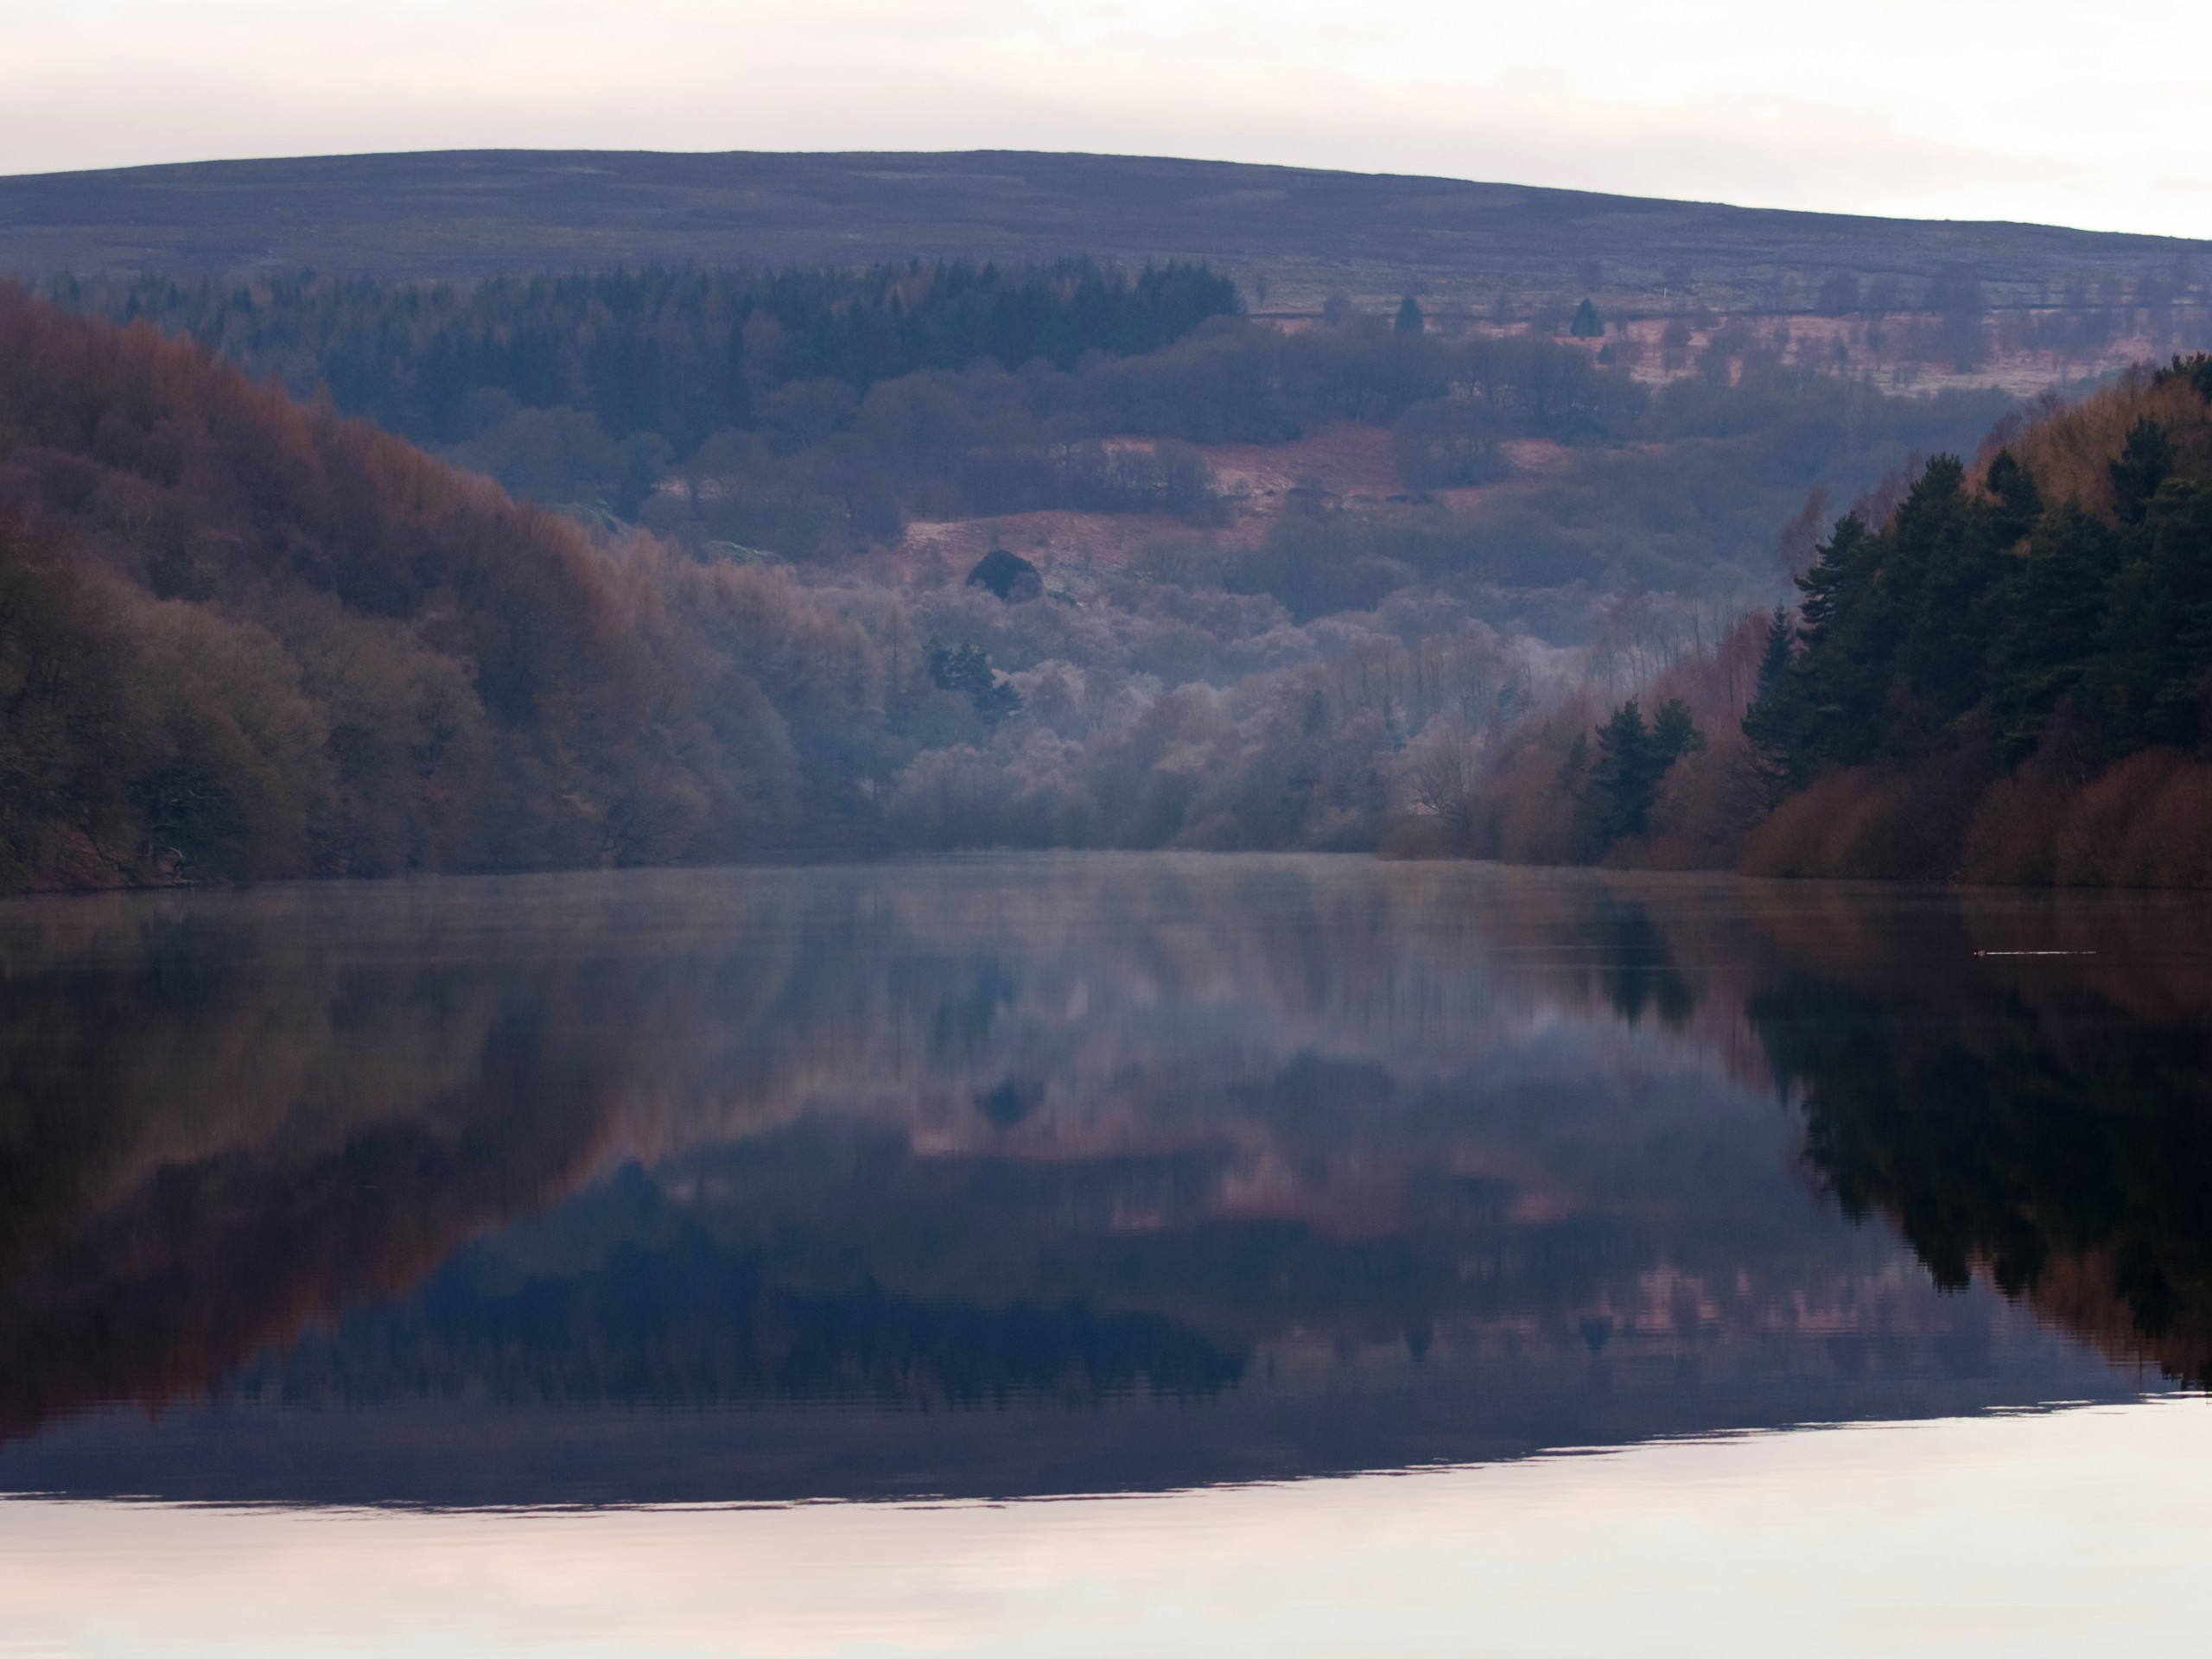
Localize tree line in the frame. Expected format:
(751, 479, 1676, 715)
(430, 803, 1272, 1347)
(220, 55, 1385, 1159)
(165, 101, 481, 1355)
(54, 260, 1243, 449)
(1389, 359, 2212, 884)
(10, 278, 2126, 898)
(48, 262, 2011, 615)
(1739, 355, 2212, 881)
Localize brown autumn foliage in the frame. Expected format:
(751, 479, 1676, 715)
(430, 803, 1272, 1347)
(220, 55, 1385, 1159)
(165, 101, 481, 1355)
(1734, 735, 2212, 889)
(0, 283, 807, 893)
(1441, 612, 1772, 870)
(1449, 703, 1601, 865)
(1980, 366, 2212, 513)
(1738, 753, 1981, 880)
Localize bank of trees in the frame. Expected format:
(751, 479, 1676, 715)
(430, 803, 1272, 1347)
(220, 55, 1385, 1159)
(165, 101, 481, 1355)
(1738, 357, 2212, 882)
(62, 261, 1242, 447)
(56, 264, 1999, 586)
(0, 285, 1616, 891)
(0, 284, 835, 889)
(28, 278, 2197, 895)
(1420, 358, 2212, 884)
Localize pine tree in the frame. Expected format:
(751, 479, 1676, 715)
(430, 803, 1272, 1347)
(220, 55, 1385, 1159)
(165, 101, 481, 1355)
(1589, 697, 1700, 844)
(1986, 448, 2042, 543)
(1650, 698, 1705, 767)
(1756, 608, 1794, 700)
(1569, 299, 1604, 339)
(2111, 418, 2175, 524)
(1394, 296, 1425, 334)
(927, 641, 1024, 728)
(1591, 702, 1652, 839)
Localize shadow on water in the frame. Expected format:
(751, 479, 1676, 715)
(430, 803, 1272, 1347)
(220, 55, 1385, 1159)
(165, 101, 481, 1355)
(0, 858, 2202, 1503)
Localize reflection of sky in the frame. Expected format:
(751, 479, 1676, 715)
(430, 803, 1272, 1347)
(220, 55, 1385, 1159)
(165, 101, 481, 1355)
(3, 1400, 2205, 1656)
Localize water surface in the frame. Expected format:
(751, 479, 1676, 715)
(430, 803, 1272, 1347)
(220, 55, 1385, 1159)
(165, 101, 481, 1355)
(3, 855, 2207, 1649)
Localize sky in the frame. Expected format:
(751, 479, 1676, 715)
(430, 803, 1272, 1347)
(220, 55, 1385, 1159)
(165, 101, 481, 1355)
(4, 0, 2211, 239)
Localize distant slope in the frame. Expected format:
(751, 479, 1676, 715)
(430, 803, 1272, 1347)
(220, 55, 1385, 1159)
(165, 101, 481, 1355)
(3, 149, 2206, 317)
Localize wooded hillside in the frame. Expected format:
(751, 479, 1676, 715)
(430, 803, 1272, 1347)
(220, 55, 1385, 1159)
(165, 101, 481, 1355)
(1739, 357, 2212, 883)
(0, 278, 2032, 894)
(18, 285, 2202, 895)
(0, 283, 821, 890)
(1406, 359, 2212, 885)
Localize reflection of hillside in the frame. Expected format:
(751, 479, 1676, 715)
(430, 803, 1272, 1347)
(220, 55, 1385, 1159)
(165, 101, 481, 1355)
(236, 1109, 2058, 1425)
(0, 858, 2172, 1471)
(0, 878, 803, 1440)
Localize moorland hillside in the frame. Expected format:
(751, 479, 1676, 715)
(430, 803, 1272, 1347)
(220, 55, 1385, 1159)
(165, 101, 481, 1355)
(7, 149, 2210, 333)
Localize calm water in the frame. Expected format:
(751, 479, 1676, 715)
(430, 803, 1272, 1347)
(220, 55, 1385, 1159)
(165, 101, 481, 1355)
(2, 854, 2209, 1654)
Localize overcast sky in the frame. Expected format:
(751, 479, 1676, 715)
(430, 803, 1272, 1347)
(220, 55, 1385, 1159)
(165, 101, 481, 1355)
(5, 0, 2209, 239)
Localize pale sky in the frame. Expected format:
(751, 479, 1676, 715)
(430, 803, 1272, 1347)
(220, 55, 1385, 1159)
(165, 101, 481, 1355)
(5, 1, 2211, 239)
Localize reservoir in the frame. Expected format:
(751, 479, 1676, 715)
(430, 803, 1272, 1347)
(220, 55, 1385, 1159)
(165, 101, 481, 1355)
(1, 855, 2206, 1654)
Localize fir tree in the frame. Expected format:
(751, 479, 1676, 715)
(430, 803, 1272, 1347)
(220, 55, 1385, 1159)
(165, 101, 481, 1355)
(1589, 697, 1701, 842)
(927, 641, 1024, 728)
(2110, 418, 2174, 524)
(1591, 701, 1656, 840)
(1756, 608, 1794, 700)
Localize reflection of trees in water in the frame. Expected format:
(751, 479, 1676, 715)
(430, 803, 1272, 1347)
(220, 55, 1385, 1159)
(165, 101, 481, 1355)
(1592, 895, 1700, 1030)
(1749, 905, 2212, 1385)
(247, 1167, 1243, 1409)
(0, 876, 819, 1440)
(3, 860, 2155, 1440)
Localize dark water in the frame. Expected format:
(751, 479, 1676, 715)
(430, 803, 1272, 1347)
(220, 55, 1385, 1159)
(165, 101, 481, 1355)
(1, 854, 2205, 1509)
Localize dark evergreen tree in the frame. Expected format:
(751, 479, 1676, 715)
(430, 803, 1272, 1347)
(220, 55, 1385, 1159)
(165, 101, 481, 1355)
(1569, 298, 1604, 339)
(2084, 476, 2212, 752)
(1985, 505, 2120, 762)
(2110, 417, 2175, 524)
(1589, 697, 1702, 842)
(1756, 607, 1794, 700)
(1394, 296, 1425, 334)
(1743, 354, 2212, 803)
(1591, 701, 1656, 840)
(927, 642, 1024, 728)
(1986, 447, 2043, 543)
(1650, 697, 1705, 767)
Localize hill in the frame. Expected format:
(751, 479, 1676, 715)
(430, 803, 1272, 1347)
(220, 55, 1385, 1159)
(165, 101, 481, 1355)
(4, 149, 2209, 323)
(0, 283, 844, 891)
(0, 276, 2031, 893)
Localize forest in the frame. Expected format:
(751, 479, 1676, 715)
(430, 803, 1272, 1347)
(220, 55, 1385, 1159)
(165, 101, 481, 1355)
(5, 264, 2207, 894)
(53, 263, 2006, 606)
(1414, 357, 2212, 885)
(1738, 355, 2212, 882)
